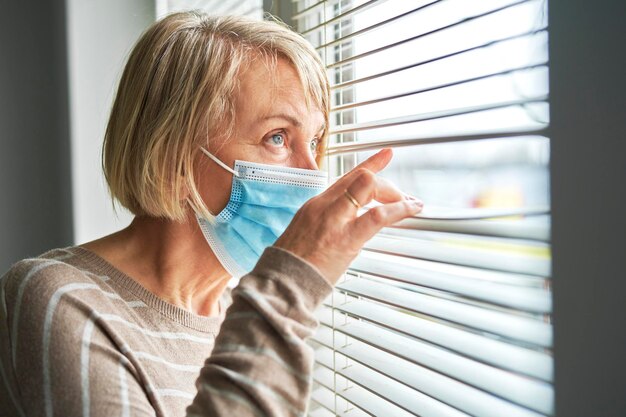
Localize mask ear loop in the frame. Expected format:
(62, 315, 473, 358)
(200, 147, 240, 177)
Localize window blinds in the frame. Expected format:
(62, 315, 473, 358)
(291, 1, 552, 416)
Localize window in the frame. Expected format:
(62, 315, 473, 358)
(291, 1, 553, 416)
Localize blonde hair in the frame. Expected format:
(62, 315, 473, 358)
(103, 11, 330, 222)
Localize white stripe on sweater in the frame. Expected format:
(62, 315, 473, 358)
(212, 364, 304, 417)
(42, 284, 146, 417)
(100, 314, 214, 344)
(48, 248, 76, 260)
(132, 350, 201, 373)
(43, 283, 101, 417)
(197, 383, 268, 417)
(80, 315, 96, 417)
(11, 260, 64, 368)
(156, 388, 195, 400)
(230, 289, 302, 345)
(118, 358, 130, 417)
(211, 343, 309, 383)
(77, 308, 208, 417)
(84, 272, 111, 282)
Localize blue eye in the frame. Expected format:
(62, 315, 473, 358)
(310, 138, 319, 153)
(269, 133, 285, 147)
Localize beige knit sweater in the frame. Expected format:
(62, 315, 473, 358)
(0, 245, 332, 417)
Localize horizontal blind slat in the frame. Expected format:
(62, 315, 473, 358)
(328, 318, 553, 413)
(389, 215, 550, 242)
(313, 360, 420, 417)
(325, 0, 533, 69)
(334, 278, 552, 346)
(310, 385, 336, 414)
(402, 206, 550, 221)
(331, 63, 547, 112)
(350, 251, 551, 312)
(310, 383, 374, 417)
(334, 360, 468, 417)
(334, 342, 546, 417)
(354, 245, 547, 286)
(330, 28, 547, 90)
(325, 129, 548, 156)
(300, 0, 384, 36)
(322, 299, 553, 381)
(292, 0, 324, 20)
(307, 405, 335, 417)
(313, 364, 335, 391)
(312, 323, 335, 348)
(364, 233, 550, 277)
(311, 340, 335, 369)
(329, 96, 548, 135)
(310, 322, 553, 416)
(316, 0, 443, 50)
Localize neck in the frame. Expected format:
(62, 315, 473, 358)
(81, 211, 231, 317)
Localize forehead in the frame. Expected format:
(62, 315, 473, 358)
(233, 57, 323, 128)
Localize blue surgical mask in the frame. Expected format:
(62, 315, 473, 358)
(196, 147, 328, 282)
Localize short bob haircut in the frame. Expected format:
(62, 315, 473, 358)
(103, 11, 330, 222)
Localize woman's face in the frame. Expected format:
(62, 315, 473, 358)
(198, 57, 326, 216)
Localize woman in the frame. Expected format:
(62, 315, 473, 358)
(0, 11, 422, 417)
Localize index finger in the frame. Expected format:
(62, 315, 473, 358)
(352, 148, 393, 175)
(327, 148, 394, 193)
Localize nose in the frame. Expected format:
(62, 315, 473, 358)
(291, 141, 319, 170)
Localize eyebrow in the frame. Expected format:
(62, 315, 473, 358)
(258, 114, 326, 133)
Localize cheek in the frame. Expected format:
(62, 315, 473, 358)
(197, 163, 234, 215)
(248, 143, 290, 165)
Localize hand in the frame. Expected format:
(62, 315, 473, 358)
(273, 148, 423, 285)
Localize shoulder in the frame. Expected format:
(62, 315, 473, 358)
(2, 248, 94, 301)
(0, 247, 135, 359)
(0, 249, 157, 417)
(0, 247, 118, 327)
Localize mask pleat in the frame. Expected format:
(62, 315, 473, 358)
(235, 203, 290, 237)
(214, 221, 262, 265)
(227, 214, 279, 252)
(236, 179, 322, 210)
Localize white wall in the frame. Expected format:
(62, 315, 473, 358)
(157, 0, 263, 19)
(66, 0, 155, 244)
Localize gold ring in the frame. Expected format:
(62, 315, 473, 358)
(344, 189, 361, 209)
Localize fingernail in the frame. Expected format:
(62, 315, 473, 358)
(410, 200, 423, 209)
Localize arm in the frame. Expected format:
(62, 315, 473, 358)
(188, 149, 421, 417)
(186, 246, 331, 417)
